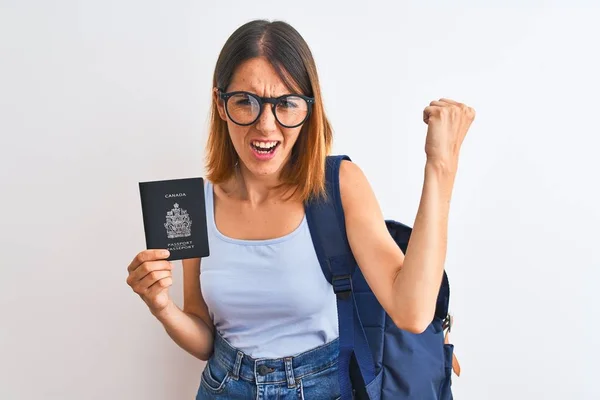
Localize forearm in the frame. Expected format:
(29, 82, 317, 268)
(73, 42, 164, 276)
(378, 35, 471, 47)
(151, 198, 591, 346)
(153, 301, 214, 361)
(393, 160, 456, 331)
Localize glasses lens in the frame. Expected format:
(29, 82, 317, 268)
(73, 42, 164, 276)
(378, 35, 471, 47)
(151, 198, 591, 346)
(226, 93, 261, 125)
(275, 96, 309, 127)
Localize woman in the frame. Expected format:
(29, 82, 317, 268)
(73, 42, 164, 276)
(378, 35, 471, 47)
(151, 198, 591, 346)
(126, 19, 475, 399)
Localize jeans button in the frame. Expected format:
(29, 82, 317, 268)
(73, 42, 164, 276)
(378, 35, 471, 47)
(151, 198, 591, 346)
(257, 365, 274, 375)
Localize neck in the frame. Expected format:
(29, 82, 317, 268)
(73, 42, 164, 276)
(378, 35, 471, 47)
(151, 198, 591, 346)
(225, 164, 289, 206)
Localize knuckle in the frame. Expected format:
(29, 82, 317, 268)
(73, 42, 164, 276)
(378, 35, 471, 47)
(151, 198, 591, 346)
(132, 284, 142, 295)
(136, 252, 147, 264)
(159, 277, 171, 288)
(142, 263, 153, 274)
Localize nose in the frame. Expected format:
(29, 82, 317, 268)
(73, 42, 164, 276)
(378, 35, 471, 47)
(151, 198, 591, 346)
(255, 104, 278, 133)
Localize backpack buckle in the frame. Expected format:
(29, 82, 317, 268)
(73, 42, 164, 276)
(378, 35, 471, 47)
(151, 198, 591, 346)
(332, 274, 353, 300)
(442, 313, 453, 333)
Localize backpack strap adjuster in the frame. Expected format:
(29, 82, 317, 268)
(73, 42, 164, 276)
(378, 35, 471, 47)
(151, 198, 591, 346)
(332, 274, 353, 300)
(442, 313, 453, 333)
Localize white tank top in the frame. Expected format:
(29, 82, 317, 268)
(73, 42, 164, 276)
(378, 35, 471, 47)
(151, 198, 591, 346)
(200, 180, 339, 358)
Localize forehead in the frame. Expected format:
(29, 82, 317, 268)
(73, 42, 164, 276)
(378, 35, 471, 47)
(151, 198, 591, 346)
(227, 57, 298, 95)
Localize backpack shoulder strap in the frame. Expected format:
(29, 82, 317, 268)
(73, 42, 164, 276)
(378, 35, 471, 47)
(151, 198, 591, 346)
(305, 155, 377, 400)
(305, 155, 355, 284)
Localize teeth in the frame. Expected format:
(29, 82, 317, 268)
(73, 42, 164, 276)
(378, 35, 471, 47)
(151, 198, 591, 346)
(252, 141, 278, 149)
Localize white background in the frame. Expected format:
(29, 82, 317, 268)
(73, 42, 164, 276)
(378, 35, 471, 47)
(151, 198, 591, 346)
(1, 1, 598, 399)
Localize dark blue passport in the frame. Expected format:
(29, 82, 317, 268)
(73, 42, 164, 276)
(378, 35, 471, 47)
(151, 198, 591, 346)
(138, 177, 210, 261)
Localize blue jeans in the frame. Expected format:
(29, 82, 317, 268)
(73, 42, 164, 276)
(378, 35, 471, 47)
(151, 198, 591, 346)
(196, 333, 341, 399)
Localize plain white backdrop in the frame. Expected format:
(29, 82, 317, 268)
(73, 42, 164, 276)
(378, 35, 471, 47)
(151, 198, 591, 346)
(1, 1, 599, 399)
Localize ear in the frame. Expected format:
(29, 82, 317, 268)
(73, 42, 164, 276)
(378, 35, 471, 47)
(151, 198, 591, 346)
(213, 87, 227, 121)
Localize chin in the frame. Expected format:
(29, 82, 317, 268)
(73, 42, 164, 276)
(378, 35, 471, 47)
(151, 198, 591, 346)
(245, 159, 284, 177)
(241, 143, 289, 177)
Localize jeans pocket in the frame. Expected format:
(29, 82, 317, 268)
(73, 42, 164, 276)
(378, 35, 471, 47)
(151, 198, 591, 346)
(201, 358, 231, 393)
(296, 361, 340, 399)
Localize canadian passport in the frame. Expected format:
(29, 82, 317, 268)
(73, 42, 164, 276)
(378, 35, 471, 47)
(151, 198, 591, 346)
(138, 177, 210, 261)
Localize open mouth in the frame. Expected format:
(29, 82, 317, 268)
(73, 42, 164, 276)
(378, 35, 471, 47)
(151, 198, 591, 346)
(250, 140, 280, 155)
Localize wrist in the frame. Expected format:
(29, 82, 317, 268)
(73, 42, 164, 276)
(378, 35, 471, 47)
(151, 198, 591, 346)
(424, 159, 457, 200)
(151, 300, 178, 323)
(425, 157, 458, 176)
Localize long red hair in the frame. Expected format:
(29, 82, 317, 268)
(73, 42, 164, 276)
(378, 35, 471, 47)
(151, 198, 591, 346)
(204, 19, 333, 202)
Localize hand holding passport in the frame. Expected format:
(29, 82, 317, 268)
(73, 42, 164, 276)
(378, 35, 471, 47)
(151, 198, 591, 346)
(138, 177, 210, 261)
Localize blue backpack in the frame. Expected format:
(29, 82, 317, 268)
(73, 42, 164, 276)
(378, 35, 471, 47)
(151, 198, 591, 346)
(305, 155, 456, 400)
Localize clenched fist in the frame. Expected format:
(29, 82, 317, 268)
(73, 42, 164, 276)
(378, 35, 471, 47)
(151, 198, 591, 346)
(423, 98, 476, 172)
(126, 249, 174, 316)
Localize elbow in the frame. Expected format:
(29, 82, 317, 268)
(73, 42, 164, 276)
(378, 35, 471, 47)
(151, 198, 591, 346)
(389, 298, 436, 334)
(392, 318, 429, 334)
(391, 312, 433, 335)
(190, 335, 214, 362)
(196, 349, 213, 362)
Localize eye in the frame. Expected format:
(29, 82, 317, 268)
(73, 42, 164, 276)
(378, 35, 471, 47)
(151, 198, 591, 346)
(277, 97, 300, 109)
(232, 94, 253, 106)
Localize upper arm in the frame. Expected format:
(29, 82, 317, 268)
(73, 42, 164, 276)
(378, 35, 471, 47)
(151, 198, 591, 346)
(182, 257, 214, 333)
(339, 160, 405, 323)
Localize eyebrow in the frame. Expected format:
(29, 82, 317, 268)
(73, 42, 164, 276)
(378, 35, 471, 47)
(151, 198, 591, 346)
(224, 82, 301, 96)
(225, 89, 299, 98)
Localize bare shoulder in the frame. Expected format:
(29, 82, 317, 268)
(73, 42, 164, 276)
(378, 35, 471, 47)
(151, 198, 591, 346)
(338, 159, 376, 211)
(338, 159, 397, 251)
(338, 159, 386, 241)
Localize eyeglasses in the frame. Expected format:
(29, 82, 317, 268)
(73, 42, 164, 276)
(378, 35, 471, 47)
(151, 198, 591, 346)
(218, 90, 314, 128)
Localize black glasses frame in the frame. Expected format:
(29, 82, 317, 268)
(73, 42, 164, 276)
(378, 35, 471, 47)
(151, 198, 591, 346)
(218, 89, 315, 128)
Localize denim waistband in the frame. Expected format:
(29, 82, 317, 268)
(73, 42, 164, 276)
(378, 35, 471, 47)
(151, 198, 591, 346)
(211, 333, 339, 386)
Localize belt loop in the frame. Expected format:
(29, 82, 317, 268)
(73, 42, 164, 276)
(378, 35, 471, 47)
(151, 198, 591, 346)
(231, 351, 243, 380)
(284, 357, 295, 388)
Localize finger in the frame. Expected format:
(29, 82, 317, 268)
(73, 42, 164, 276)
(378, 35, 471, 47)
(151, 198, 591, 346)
(429, 100, 448, 108)
(145, 275, 174, 297)
(134, 270, 173, 294)
(440, 98, 474, 116)
(423, 106, 431, 124)
(132, 259, 173, 283)
(438, 98, 461, 106)
(467, 106, 476, 119)
(127, 249, 170, 273)
(423, 105, 443, 124)
(127, 259, 172, 288)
